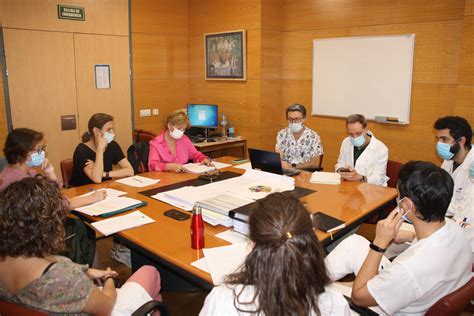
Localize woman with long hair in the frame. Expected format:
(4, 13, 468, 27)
(0, 176, 161, 314)
(200, 192, 350, 315)
(70, 113, 133, 187)
(148, 109, 212, 172)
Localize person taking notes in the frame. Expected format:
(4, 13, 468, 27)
(335, 114, 388, 186)
(275, 104, 323, 171)
(148, 109, 212, 172)
(326, 161, 472, 314)
(70, 113, 134, 187)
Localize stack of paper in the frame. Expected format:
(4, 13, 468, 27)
(91, 211, 155, 236)
(310, 171, 341, 185)
(115, 175, 160, 188)
(75, 196, 145, 216)
(195, 194, 254, 216)
(183, 161, 232, 174)
(78, 188, 127, 198)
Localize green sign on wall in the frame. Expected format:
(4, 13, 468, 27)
(57, 5, 85, 21)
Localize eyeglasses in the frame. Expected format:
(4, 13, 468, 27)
(34, 145, 47, 155)
(287, 118, 303, 123)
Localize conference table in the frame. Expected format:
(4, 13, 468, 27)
(62, 157, 397, 290)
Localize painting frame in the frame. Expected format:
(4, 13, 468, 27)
(204, 30, 246, 81)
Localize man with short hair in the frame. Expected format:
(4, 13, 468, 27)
(434, 116, 473, 221)
(326, 161, 472, 315)
(335, 114, 388, 186)
(275, 104, 323, 171)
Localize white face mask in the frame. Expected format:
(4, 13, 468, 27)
(103, 131, 115, 144)
(170, 127, 184, 140)
(289, 122, 303, 133)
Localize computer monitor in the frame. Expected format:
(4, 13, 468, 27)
(187, 104, 218, 128)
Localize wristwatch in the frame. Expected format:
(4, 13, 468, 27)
(369, 243, 387, 253)
(361, 175, 367, 182)
(105, 171, 110, 178)
(291, 163, 297, 168)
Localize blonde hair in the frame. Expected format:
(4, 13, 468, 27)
(166, 109, 188, 126)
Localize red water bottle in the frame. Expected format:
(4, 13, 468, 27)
(191, 206, 204, 249)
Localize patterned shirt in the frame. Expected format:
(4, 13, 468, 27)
(275, 127, 323, 164)
(0, 256, 93, 314)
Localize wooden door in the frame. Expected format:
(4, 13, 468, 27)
(74, 33, 132, 153)
(3, 28, 80, 171)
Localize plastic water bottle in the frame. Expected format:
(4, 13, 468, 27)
(191, 206, 204, 249)
(228, 123, 235, 138)
(220, 114, 228, 137)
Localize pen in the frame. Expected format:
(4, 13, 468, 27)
(133, 177, 144, 183)
(88, 188, 96, 192)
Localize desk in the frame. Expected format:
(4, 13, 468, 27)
(193, 137, 246, 159)
(63, 157, 397, 289)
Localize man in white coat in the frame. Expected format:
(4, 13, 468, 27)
(335, 114, 388, 186)
(434, 116, 473, 255)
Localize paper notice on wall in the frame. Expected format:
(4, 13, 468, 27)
(95, 65, 111, 89)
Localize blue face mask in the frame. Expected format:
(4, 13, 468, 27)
(103, 132, 115, 144)
(26, 151, 45, 167)
(350, 135, 365, 147)
(436, 142, 454, 160)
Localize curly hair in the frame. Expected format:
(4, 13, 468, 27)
(3, 128, 44, 164)
(434, 116, 472, 149)
(226, 192, 330, 316)
(0, 176, 69, 260)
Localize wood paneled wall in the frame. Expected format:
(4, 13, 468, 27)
(0, 62, 7, 148)
(281, 0, 474, 171)
(131, 0, 189, 134)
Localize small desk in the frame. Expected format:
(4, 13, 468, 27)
(193, 137, 246, 159)
(63, 157, 397, 290)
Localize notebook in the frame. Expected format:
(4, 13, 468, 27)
(312, 212, 345, 233)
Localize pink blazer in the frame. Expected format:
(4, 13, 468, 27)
(148, 130, 208, 171)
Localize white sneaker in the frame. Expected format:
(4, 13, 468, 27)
(110, 243, 132, 268)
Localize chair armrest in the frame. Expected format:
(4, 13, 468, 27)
(132, 300, 169, 316)
(343, 296, 379, 316)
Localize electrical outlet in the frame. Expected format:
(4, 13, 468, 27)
(140, 109, 151, 117)
(152, 109, 159, 116)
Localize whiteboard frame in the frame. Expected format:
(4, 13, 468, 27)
(311, 34, 415, 124)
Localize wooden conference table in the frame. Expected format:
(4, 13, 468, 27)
(63, 157, 397, 290)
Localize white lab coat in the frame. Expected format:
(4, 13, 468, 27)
(335, 132, 389, 186)
(441, 147, 473, 220)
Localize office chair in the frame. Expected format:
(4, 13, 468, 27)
(425, 277, 474, 315)
(60, 158, 74, 188)
(386, 160, 403, 188)
(133, 129, 156, 143)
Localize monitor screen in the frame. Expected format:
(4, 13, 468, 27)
(187, 104, 218, 128)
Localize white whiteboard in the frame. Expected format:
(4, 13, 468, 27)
(312, 35, 415, 124)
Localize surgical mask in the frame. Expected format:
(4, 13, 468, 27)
(26, 151, 45, 167)
(103, 132, 115, 144)
(436, 141, 460, 160)
(170, 128, 184, 140)
(289, 122, 303, 133)
(397, 197, 412, 224)
(350, 135, 365, 147)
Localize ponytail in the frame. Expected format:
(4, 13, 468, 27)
(81, 131, 91, 143)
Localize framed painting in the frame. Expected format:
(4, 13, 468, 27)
(204, 30, 246, 80)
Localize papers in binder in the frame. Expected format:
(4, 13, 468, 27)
(91, 211, 155, 236)
(75, 196, 145, 216)
(310, 171, 341, 185)
(195, 194, 254, 217)
(202, 242, 251, 285)
(115, 175, 160, 187)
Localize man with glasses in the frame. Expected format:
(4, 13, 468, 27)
(275, 104, 323, 171)
(326, 161, 472, 315)
(336, 114, 389, 186)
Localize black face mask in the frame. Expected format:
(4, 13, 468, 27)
(450, 138, 461, 155)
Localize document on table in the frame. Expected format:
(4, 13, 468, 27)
(77, 188, 127, 198)
(91, 211, 155, 236)
(115, 175, 160, 188)
(75, 196, 144, 216)
(215, 229, 248, 244)
(310, 171, 341, 185)
(203, 242, 251, 285)
(191, 258, 210, 273)
(183, 161, 232, 174)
